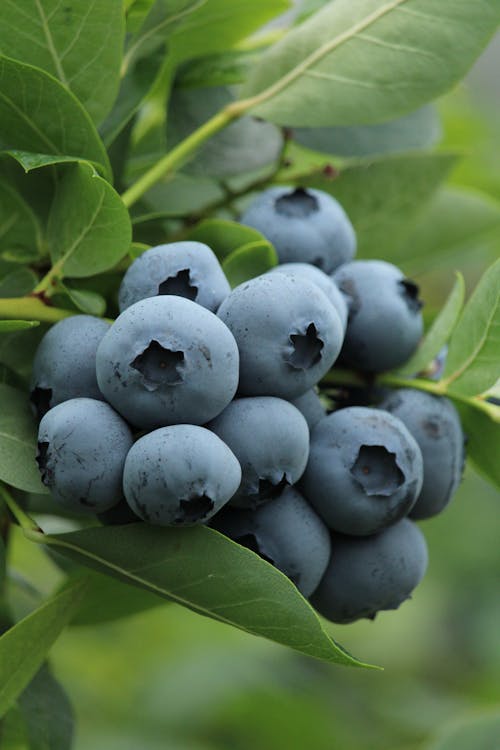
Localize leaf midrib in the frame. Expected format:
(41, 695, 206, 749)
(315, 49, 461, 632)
(34, 0, 68, 85)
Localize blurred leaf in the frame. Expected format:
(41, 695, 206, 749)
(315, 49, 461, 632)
(0, 1, 124, 124)
(0, 326, 47, 381)
(0, 181, 41, 260)
(138, 173, 223, 217)
(176, 49, 257, 89)
(167, 86, 283, 177)
(60, 286, 107, 317)
(443, 260, 500, 396)
(455, 402, 500, 491)
(0, 57, 111, 178)
(426, 711, 500, 750)
(242, 0, 500, 126)
(187, 219, 269, 260)
(0, 578, 86, 717)
(0, 270, 38, 299)
(0, 703, 28, 748)
(0, 364, 26, 388)
(0, 384, 47, 494)
(305, 152, 457, 259)
(43, 523, 372, 668)
(397, 273, 465, 376)
(47, 163, 132, 279)
(222, 242, 278, 287)
(0, 537, 5, 587)
(17, 664, 74, 750)
(293, 105, 441, 158)
(0, 322, 40, 333)
(129, 242, 151, 259)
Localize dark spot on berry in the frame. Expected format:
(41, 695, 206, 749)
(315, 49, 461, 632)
(350, 445, 404, 496)
(131, 340, 185, 390)
(30, 387, 52, 421)
(287, 323, 324, 369)
(36, 441, 51, 485)
(234, 533, 275, 566)
(158, 268, 198, 301)
(176, 494, 214, 523)
(398, 279, 423, 314)
(275, 187, 319, 218)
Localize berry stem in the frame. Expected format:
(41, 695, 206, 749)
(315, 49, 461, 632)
(0, 485, 43, 538)
(0, 297, 75, 324)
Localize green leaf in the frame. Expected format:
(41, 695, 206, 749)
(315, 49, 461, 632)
(397, 273, 465, 376)
(137, 173, 224, 218)
(0, 1, 124, 124)
(443, 260, 500, 397)
(302, 152, 457, 259)
(0, 383, 46, 494)
(401, 187, 500, 274)
(60, 286, 107, 317)
(170, 0, 291, 64)
(167, 86, 283, 178)
(0, 181, 41, 260)
(0, 270, 38, 299)
(292, 105, 441, 157)
(427, 712, 500, 750)
(71, 570, 165, 626)
(222, 242, 278, 287)
(0, 321, 40, 333)
(0, 56, 111, 178)
(43, 524, 373, 668)
(0, 536, 5, 588)
(0, 704, 28, 748)
(175, 48, 257, 89)
(17, 664, 74, 750)
(3, 150, 99, 173)
(0, 578, 86, 718)
(47, 163, 132, 279)
(187, 219, 270, 260)
(0, 326, 47, 381)
(241, 0, 500, 126)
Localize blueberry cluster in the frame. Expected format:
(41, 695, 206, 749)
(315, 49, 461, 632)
(31, 185, 465, 624)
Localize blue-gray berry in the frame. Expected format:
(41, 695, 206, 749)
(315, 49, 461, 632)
(289, 389, 326, 430)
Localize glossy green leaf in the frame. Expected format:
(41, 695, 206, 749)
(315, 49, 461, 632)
(304, 152, 457, 259)
(0, 181, 41, 260)
(18, 664, 74, 750)
(0, 578, 87, 717)
(0, 321, 40, 333)
(242, 0, 500, 126)
(0, 383, 46, 494)
(292, 105, 441, 157)
(443, 260, 500, 396)
(187, 219, 270, 260)
(0, 270, 38, 299)
(0, 1, 124, 124)
(47, 163, 132, 279)
(43, 523, 372, 668)
(222, 242, 278, 287)
(2, 151, 96, 174)
(397, 273, 465, 376)
(0, 56, 111, 178)
(427, 712, 500, 750)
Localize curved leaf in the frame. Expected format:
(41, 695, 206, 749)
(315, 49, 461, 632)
(222, 242, 278, 287)
(0, 384, 46, 494)
(456, 401, 500, 491)
(0, 0, 124, 124)
(187, 219, 269, 260)
(43, 523, 374, 668)
(242, 0, 500, 126)
(0, 321, 40, 333)
(0, 181, 41, 259)
(18, 664, 74, 750)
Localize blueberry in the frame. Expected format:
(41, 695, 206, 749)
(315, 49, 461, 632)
(30, 315, 110, 420)
(36, 398, 133, 513)
(217, 273, 343, 399)
(211, 486, 331, 597)
(379, 389, 465, 519)
(118, 242, 230, 313)
(333, 260, 423, 372)
(123, 425, 241, 526)
(300, 407, 423, 536)
(208, 397, 309, 509)
(241, 186, 356, 273)
(96, 296, 239, 429)
(310, 519, 428, 623)
(269, 263, 348, 330)
(289, 389, 326, 430)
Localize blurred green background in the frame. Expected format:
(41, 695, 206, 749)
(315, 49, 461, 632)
(7, 25, 500, 750)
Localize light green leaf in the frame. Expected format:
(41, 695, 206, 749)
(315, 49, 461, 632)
(0, 1, 124, 124)
(0, 578, 86, 718)
(0, 322, 40, 333)
(175, 48, 257, 89)
(187, 219, 271, 260)
(302, 152, 457, 259)
(397, 273, 465, 376)
(443, 259, 500, 396)
(222, 242, 278, 287)
(18, 664, 74, 750)
(0, 56, 111, 178)
(242, 0, 500, 126)
(292, 105, 441, 157)
(0, 181, 41, 260)
(43, 523, 373, 668)
(0, 383, 46, 493)
(129, 242, 151, 259)
(137, 173, 224, 217)
(0, 270, 38, 299)
(427, 712, 500, 750)
(47, 163, 132, 279)
(61, 287, 107, 317)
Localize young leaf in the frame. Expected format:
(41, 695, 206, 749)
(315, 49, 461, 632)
(0, 578, 87, 718)
(222, 242, 278, 287)
(0, 269, 38, 299)
(0, 321, 40, 333)
(241, 0, 500, 126)
(17, 664, 74, 750)
(397, 273, 465, 376)
(0, 56, 111, 178)
(0, 1, 124, 124)
(187, 219, 270, 260)
(43, 523, 373, 668)
(292, 105, 441, 158)
(443, 259, 500, 397)
(0, 383, 46, 494)
(0, 181, 41, 260)
(47, 163, 132, 279)
(300, 152, 457, 259)
(60, 286, 107, 317)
